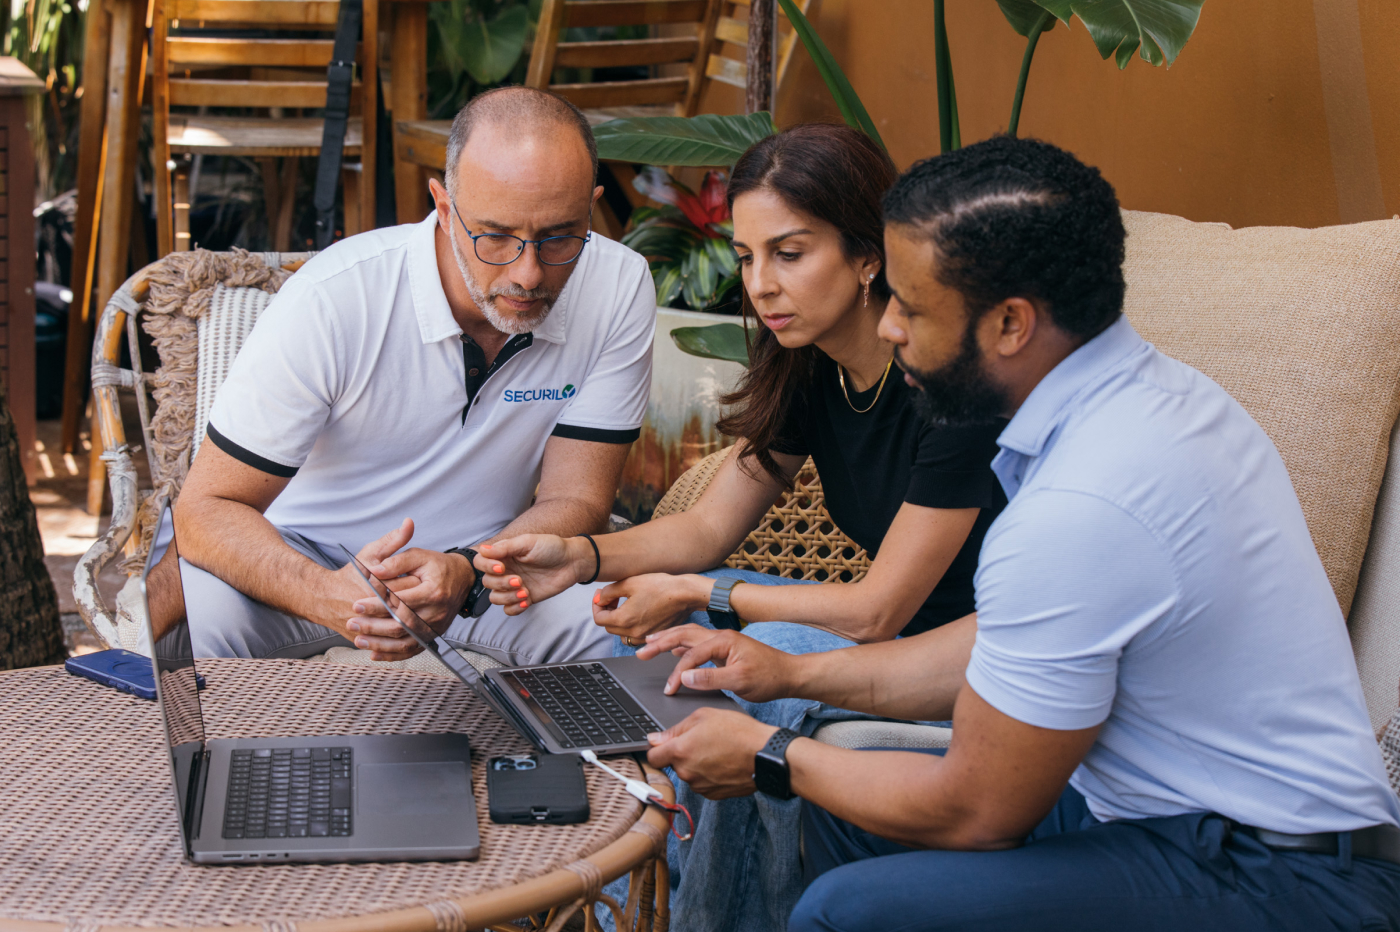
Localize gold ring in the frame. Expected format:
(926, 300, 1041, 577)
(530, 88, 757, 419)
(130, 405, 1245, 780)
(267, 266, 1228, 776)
(621, 635, 642, 648)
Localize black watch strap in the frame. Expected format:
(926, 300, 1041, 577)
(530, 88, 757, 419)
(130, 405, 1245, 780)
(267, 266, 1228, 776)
(706, 575, 742, 631)
(753, 727, 800, 800)
(445, 546, 491, 618)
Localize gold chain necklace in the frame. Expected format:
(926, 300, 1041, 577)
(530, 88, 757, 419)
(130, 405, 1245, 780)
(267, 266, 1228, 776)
(838, 357, 894, 414)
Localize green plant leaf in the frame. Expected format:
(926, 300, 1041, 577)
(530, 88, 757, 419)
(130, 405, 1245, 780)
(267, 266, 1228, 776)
(671, 324, 751, 366)
(777, 0, 886, 150)
(593, 112, 778, 167)
(1064, 0, 1203, 68)
(656, 267, 685, 307)
(459, 2, 529, 84)
(996, 0, 1060, 36)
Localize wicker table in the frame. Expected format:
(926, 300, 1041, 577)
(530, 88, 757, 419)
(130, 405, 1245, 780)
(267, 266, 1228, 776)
(0, 660, 673, 932)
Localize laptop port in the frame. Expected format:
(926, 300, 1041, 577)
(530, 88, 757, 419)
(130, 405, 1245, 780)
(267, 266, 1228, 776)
(221, 854, 244, 860)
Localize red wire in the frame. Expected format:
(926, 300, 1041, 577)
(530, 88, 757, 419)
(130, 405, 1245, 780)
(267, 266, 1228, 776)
(651, 797, 695, 841)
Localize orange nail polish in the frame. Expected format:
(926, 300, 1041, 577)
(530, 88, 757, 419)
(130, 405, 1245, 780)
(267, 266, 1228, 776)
(520, 601, 530, 609)
(516, 588, 529, 599)
(494, 564, 504, 573)
(510, 577, 521, 587)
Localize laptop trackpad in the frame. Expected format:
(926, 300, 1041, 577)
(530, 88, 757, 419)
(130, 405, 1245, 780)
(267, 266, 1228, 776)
(356, 761, 474, 846)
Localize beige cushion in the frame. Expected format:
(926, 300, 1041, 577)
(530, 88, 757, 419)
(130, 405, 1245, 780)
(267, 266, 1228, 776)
(1122, 210, 1400, 618)
(1349, 419, 1400, 730)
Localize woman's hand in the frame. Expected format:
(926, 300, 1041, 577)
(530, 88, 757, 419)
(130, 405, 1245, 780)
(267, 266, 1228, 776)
(592, 573, 714, 641)
(475, 536, 593, 615)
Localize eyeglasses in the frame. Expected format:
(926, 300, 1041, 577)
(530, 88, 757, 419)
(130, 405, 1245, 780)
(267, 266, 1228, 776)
(450, 198, 591, 266)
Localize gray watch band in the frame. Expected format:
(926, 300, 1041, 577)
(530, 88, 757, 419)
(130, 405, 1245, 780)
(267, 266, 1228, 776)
(706, 576, 742, 631)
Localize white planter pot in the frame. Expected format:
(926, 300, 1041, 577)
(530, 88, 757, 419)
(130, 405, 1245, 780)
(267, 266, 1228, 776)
(615, 308, 748, 522)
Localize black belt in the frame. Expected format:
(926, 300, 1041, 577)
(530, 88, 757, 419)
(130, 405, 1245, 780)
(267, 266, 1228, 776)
(1240, 822, 1400, 866)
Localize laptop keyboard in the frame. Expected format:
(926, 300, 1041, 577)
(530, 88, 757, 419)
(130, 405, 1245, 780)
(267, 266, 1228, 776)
(507, 663, 662, 748)
(222, 747, 353, 839)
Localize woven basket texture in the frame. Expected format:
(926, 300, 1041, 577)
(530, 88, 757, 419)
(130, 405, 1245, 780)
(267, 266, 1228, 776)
(0, 660, 645, 929)
(653, 449, 872, 583)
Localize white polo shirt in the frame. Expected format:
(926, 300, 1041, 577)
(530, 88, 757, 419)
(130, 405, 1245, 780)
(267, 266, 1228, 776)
(204, 212, 655, 554)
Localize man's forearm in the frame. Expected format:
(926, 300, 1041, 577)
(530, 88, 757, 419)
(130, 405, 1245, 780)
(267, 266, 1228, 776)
(175, 496, 344, 632)
(480, 494, 612, 548)
(787, 614, 977, 721)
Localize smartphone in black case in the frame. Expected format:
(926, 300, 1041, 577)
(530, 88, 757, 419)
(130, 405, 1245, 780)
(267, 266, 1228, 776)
(487, 753, 590, 825)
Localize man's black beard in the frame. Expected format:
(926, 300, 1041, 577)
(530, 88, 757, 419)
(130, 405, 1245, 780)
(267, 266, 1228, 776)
(898, 319, 1010, 428)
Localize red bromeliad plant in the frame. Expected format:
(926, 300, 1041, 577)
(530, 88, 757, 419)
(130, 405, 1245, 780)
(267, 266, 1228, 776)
(621, 167, 741, 313)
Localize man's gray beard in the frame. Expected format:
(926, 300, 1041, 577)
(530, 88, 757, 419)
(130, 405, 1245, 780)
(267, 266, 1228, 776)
(448, 224, 559, 335)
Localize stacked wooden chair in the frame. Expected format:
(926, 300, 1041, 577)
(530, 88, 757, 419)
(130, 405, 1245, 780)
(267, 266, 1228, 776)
(392, 0, 811, 234)
(151, 0, 379, 255)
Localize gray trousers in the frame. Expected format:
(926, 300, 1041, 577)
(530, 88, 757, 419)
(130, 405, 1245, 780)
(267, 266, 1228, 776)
(173, 524, 612, 663)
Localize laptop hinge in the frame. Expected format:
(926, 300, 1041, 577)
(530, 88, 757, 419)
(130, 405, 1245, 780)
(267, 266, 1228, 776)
(185, 748, 210, 846)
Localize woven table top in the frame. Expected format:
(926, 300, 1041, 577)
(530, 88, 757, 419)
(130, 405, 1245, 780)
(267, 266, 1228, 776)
(0, 660, 658, 931)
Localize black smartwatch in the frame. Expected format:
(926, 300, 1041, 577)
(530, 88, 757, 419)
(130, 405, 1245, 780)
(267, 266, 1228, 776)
(445, 546, 493, 618)
(706, 576, 743, 630)
(753, 727, 800, 799)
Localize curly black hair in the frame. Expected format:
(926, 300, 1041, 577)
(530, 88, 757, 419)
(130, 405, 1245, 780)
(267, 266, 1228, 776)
(883, 135, 1126, 339)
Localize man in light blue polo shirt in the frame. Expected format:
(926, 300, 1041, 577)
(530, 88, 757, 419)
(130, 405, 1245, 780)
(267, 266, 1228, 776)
(635, 136, 1400, 930)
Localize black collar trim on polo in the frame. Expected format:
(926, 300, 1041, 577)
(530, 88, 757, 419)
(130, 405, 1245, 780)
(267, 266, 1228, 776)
(461, 331, 534, 425)
(206, 423, 300, 478)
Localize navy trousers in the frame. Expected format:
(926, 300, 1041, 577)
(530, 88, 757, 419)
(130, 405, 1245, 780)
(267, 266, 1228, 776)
(794, 751, 1400, 932)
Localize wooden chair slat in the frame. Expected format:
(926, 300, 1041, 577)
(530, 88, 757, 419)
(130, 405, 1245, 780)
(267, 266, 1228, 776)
(563, 0, 709, 28)
(551, 76, 689, 110)
(705, 54, 746, 88)
(394, 118, 449, 171)
(170, 0, 341, 25)
(714, 15, 746, 45)
(553, 36, 699, 69)
(169, 115, 363, 156)
(167, 37, 348, 68)
(168, 78, 352, 108)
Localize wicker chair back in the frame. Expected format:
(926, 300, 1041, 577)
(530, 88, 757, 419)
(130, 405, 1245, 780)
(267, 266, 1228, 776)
(652, 448, 871, 583)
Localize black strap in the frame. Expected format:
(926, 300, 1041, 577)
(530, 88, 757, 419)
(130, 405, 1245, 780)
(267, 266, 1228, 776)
(313, 0, 363, 250)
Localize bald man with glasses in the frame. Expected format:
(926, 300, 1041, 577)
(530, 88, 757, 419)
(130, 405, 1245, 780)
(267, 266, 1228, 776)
(159, 87, 655, 665)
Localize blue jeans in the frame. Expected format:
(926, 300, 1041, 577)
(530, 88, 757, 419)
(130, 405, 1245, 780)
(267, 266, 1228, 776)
(796, 749, 1400, 932)
(609, 569, 904, 932)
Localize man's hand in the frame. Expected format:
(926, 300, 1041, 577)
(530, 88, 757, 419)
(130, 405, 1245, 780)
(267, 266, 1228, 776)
(645, 708, 778, 799)
(591, 574, 711, 640)
(352, 524, 475, 627)
(342, 519, 453, 661)
(637, 625, 800, 704)
(475, 535, 594, 615)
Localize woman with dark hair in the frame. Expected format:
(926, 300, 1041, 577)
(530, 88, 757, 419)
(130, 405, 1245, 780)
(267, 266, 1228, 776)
(475, 124, 1008, 931)
(479, 123, 1004, 652)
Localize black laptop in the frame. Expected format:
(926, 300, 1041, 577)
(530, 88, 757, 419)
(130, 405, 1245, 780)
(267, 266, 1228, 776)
(145, 506, 481, 864)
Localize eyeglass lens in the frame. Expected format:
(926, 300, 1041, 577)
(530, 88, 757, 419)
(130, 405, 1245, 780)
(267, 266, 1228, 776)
(475, 234, 587, 266)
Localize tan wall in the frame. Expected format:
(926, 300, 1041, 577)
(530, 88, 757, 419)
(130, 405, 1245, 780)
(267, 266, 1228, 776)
(700, 0, 1397, 230)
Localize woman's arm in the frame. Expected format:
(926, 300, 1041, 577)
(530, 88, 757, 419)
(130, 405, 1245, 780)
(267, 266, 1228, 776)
(593, 501, 979, 643)
(475, 447, 804, 610)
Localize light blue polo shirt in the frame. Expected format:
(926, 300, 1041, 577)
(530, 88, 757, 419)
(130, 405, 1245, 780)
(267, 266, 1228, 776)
(967, 314, 1400, 833)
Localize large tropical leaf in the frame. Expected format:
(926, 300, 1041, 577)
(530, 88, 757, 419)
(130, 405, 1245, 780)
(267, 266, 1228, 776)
(455, 2, 529, 85)
(1032, 0, 1204, 68)
(593, 112, 778, 167)
(997, 0, 1059, 36)
(671, 324, 751, 366)
(776, 0, 886, 150)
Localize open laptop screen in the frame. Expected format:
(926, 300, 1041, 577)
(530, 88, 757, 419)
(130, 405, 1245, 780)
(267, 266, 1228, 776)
(144, 503, 207, 848)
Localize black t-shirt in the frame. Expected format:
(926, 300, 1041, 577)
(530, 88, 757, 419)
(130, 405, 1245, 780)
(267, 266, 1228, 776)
(771, 354, 1007, 636)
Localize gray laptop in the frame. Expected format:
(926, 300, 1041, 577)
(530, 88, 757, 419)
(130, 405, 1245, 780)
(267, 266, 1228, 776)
(144, 506, 480, 864)
(341, 547, 739, 755)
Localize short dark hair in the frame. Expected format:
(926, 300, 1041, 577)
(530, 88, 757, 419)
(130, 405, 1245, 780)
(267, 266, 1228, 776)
(444, 86, 598, 192)
(883, 136, 1126, 339)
